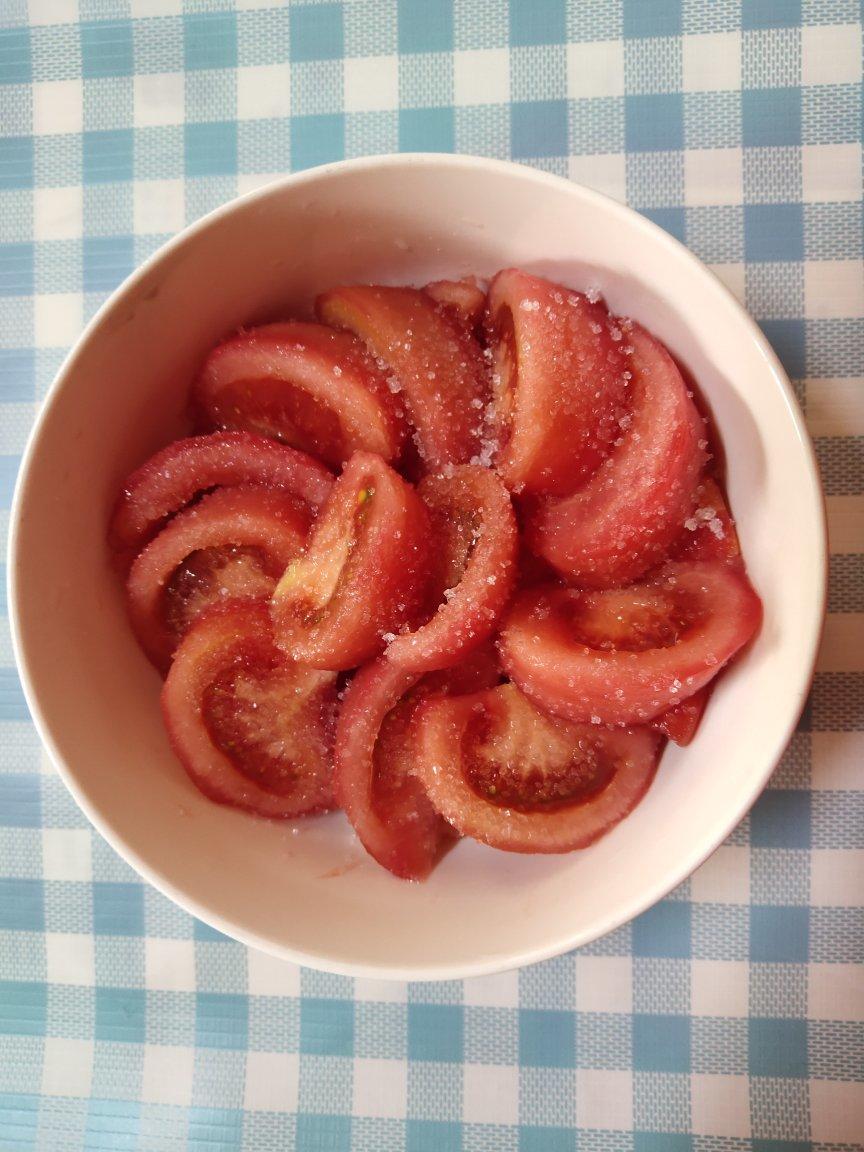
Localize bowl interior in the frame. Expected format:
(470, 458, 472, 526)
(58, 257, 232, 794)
(10, 157, 825, 978)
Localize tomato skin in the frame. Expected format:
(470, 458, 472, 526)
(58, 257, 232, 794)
(499, 562, 763, 726)
(108, 431, 332, 570)
(271, 451, 432, 670)
(385, 466, 518, 673)
(162, 603, 337, 819)
(334, 651, 500, 880)
(485, 269, 627, 497)
(527, 324, 708, 587)
(193, 323, 407, 468)
(651, 685, 710, 746)
(127, 485, 308, 672)
(411, 684, 662, 853)
(317, 285, 488, 471)
(424, 277, 487, 329)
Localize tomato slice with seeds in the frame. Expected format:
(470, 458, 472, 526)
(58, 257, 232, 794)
(127, 485, 308, 671)
(424, 277, 487, 329)
(193, 323, 406, 468)
(385, 466, 518, 673)
(499, 561, 762, 726)
(485, 269, 627, 497)
(411, 683, 662, 853)
(270, 451, 431, 670)
(108, 431, 332, 570)
(317, 285, 488, 471)
(651, 685, 711, 746)
(334, 650, 500, 879)
(668, 477, 741, 566)
(527, 324, 708, 587)
(162, 602, 336, 818)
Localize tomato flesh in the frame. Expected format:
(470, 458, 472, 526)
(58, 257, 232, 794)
(669, 477, 741, 565)
(485, 269, 627, 497)
(651, 685, 711, 746)
(424, 277, 487, 329)
(271, 451, 431, 669)
(385, 465, 518, 673)
(411, 684, 662, 852)
(127, 485, 308, 671)
(108, 431, 332, 571)
(334, 651, 500, 879)
(527, 324, 708, 587)
(193, 323, 406, 468)
(499, 561, 762, 725)
(317, 285, 488, 471)
(162, 602, 336, 818)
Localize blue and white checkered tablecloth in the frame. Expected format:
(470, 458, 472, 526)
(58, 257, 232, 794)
(1, 2, 862, 1149)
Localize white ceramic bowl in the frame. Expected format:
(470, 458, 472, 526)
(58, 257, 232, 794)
(9, 155, 826, 980)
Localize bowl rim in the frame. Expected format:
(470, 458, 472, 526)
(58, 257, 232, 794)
(7, 153, 828, 980)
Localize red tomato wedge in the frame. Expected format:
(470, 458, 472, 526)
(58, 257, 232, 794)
(334, 651, 499, 880)
(485, 269, 627, 497)
(193, 323, 406, 468)
(108, 431, 332, 569)
(527, 324, 708, 587)
(317, 285, 488, 471)
(499, 561, 762, 725)
(669, 477, 741, 565)
(270, 451, 431, 670)
(651, 685, 711, 746)
(385, 466, 518, 673)
(424, 277, 487, 329)
(411, 683, 662, 853)
(127, 485, 308, 671)
(162, 602, 336, 818)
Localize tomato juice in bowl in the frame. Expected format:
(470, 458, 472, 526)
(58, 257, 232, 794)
(8, 155, 826, 979)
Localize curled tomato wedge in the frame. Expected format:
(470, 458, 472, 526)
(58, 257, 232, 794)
(499, 561, 763, 726)
(651, 685, 711, 746)
(162, 603, 336, 818)
(385, 465, 518, 673)
(669, 477, 741, 565)
(127, 485, 308, 671)
(411, 683, 662, 853)
(485, 269, 627, 497)
(527, 324, 708, 587)
(317, 285, 488, 471)
(334, 651, 499, 880)
(108, 431, 332, 569)
(271, 451, 431, 670)
(424, 277, 487, 329)
(193, 323, 406, 468)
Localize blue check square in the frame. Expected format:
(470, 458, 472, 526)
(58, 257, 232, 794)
(85, 1100, 140, 1149)
(0, 242, 34, 296)
(626, 93, 684, 152)
(196, 993, 249, 1051)
(0, 28, 32, 85)
(642, 207, 686, 244)
(742, 0, 802, 29)
(290, 4, 344, 62)
(187, 1108, 244, 1149)
(510, 0, 566, 47)
(0, 349, 35, 403)
(0, 774, 41, 828)
(759, 319, 807, 379)
(301, 997, 355, 1058)
(83, 236, 134, 295)
(399, 107, 455, 153)
(95, 987, 146, 1045)
(749, 1017, 808, 1077)
(0, 137, 33, 191)
(633, 1014, 691, 1073)
(744, 204, 805, 264)
(0, 1094, 39, 1147)
(185, 122, 238, 178)
(408, 1003, 463, 1063)
(398, 0, 453, 54)
(519, 1009, 575, 1068)
(623, 0, 682, 38)
(743, 88, 801, 148)
(0, 878, 44, 932)
(291, 113, 345, 171)
(80, 20, 134, 79)
(92, 881, 145, 937)
(511, 100, 568, 159)
(184, 12, 238, 71)
(520, 1127, 576, 1152)
(0, 981, 47, 1036)
(296, 1114, 351, 1151)
(633, 901, 692, 958)
(406, 1119, 462, 1152)
(750, 788, 811, 847)
(634, 1136, 693, 1152)
(83, 130, 133, 184)
(750, 906, 810, 963)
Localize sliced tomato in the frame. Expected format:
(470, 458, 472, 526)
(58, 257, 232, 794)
(334, 651, 499, 880)
(527, 324, 708, 587)
(193, 323, 406, 468)
(424, 277, 487, 329)
(127, 485, 308, 671)
(317, 285, 488, 471)
(651, 685, 711, 746)
(669, 477, 741, 565)
(271, 451, 431, 670)
(499, 561, 762, 726)
(411, 683, 662, 853)
(484, 269, 627, 497)
(162, 602, 336, 818)
(385, 466, 518, 673)
(108, 431, 332, 570)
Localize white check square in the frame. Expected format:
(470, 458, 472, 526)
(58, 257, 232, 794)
(237, 65, 292, 121)
(691, 1073, 751, 1138)
(453, 49, 510, 106)
(691, 960, 749, 1018)
(144, 938, 196, 993)
(243, 1052, 299, 1113)
(568, 153, 627, 203)
(41, 1038, 93, 1097)
(809, 849, 864, 906)
(133, 73, 184, 129)
(811, 1080, 864, 1144)
(344, 56, 399, 113)
(804, 262, 864, 321)
(134, 179, 185, 236)
(141, 1044, 195, 1106)
(246, 947, 301, 997)
(684, 149, 743, 207)
(45, 933, 94, 987)
(801, 143, 862, 204)
(575, 955, 633, 1014)
(34, 187, 82, 242)
(567, 40, 624, 99)
(690, 845, 750, 904)
(41, 828, 91, 882)
(352, 1058, 408, 1120)
(463, 1064, 519, 1126)
(808, 963, 864, 1022)
(463, 968, 519, 1008)
(32, 79, 83, 136)
(34, 294, 83, 350)
(682, 32, 741, 92)
(576, 1069, 633, 1131)
(801, 24, 861, 86)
